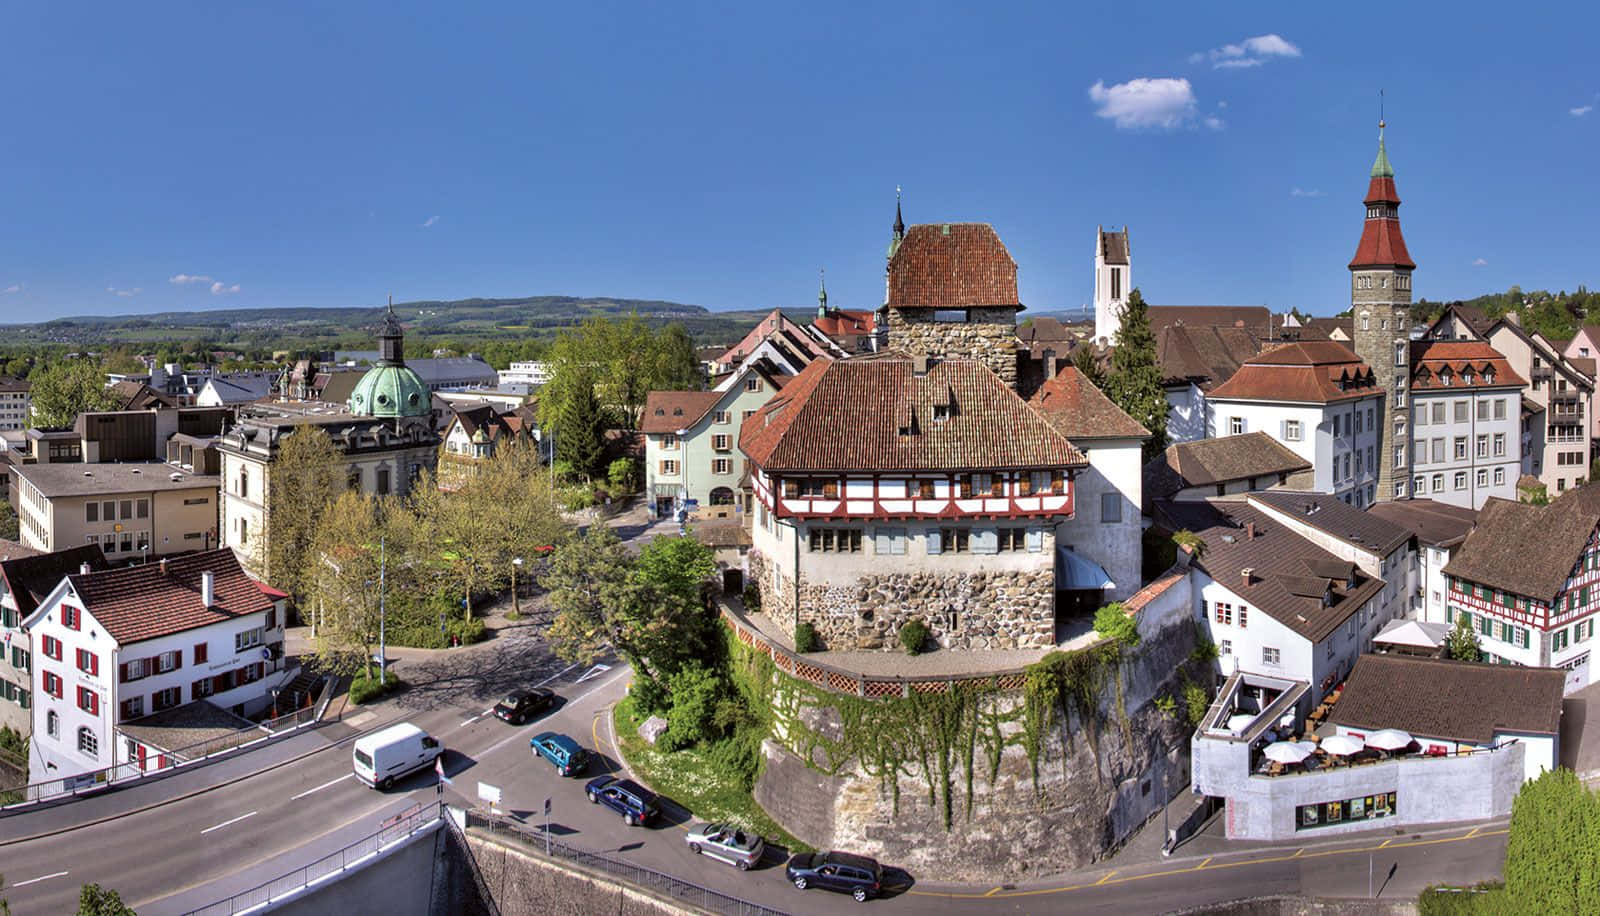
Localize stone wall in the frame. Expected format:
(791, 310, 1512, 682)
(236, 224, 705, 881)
(886, 307, 1019, 387)
(752, 615, 1200, 881)
(454, 829, 697, 916)
(799, 569, 1055, 651)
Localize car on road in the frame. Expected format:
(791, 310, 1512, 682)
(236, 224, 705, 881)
(685, 822, 764, 870)
(584, 775, 659, 826)
(494, 688, 555, 724)
(529, 732, 590, 776)
(785, 850, 883, 902)
(353, 722, 444, 790)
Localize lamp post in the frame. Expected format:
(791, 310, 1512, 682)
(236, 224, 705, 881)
(512, 557, 523, 617)
(377, 536, 387, 687)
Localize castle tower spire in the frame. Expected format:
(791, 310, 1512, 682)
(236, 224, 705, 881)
(817, 269, 828, 317)
(1349, 117, 1416, 504)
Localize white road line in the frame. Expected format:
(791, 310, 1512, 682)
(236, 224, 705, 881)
(534, 660, 584, 688)
(459, 714, 482, 728)
(291, 773, 354, 800)
(200, 811, 258, 834)
(12, 871, 68, 887)
(575, 663, 612, 683)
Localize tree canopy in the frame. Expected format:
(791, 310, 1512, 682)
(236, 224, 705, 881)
(28, 358, 118, 427)
(1103, 289, 1169, 460)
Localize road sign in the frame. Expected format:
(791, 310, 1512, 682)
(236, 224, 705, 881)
(478, 782, 501, 806)
(544, 797, 552, 816)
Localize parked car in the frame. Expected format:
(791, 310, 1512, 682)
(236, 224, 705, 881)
(685, 822, 764, 870)
(786, 850, 883, 902)
(529, 732, 590, 776)
(353, 722, 443, 790)
(584, 775, 659, 826)
(494, 688, 555, 724)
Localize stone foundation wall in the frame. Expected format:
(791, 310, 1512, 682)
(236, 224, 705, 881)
(886, 307, 1019, 387)
(799, 569, 1054, 651)
(752, 617, 1200, 881)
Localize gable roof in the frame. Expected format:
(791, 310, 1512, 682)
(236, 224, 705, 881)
(0, 545, 110, 618)
(1441, 487, 1600, 600)
(1018, 316, 1074, 347)
(1208, 341, 1379, 404)
(1027, 366, 1149, 440)
(1147, 306, 1272, 339)
(1144, 432, 1311, 500)
(1157, 499, 1385, 643)
(63, 548, 273, 645)
(109, 379, 176, 410)
(1154, 324, 1263, 388)
(813, 308, 876, 338)
(1364, 498, 1479, 548)
(1409, 340, 1526, 390)
(1247, 491, 1411, 556)
(1329, 654, 1565, 742)
(641, 391, 723, 435)
(1425, 303, 1493, 340)
(740, 355, 1086, 473)
(887, 223, 1020, 310)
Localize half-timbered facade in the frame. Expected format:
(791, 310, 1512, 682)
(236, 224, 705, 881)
(740, 355, 1088, 652)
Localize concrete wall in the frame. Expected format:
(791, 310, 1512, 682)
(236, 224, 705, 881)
(1166, 383, 1207, 444)
(752, 596, 1198, 880)
(456, 829, 696, 916)
(1208, 398, 1382, 504)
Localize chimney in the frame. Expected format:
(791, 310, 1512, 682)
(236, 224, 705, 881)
(1242, 567, 1254, 588)
(201, 571, 215, 608)
(912, 355, 932, 376)
(159, 557, 169, 576)
(79, 562, 91, 575)
(1246, 521, 1256, 540)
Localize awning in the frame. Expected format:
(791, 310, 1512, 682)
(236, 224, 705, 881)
(1057, 548, 1115, 591)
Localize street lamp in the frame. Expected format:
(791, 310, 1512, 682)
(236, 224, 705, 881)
(512, 557, 524, 617)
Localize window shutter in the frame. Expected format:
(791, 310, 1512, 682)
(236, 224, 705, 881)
(1027, 529, 1044, 553)
(171, 651, 182, 672)
(875, 530, 890, 554)
(926, 529, 942, 555)
(974, 529, 999, 555)
(90, 654, 99, 677)
(119, 662, 128, 682)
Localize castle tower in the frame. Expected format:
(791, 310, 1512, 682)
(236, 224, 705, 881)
(1348, 122, 1416, 502)
(885, 222, 1022, 388)
(1093, 226, 1130, 343)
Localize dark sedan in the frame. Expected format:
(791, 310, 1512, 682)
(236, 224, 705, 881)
(493, 687, 555, 724)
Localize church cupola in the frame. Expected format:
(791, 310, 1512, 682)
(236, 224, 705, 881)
(378, 298, 407, 366)
(1349, 122, 1415, 271)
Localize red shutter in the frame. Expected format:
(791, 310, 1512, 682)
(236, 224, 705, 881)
(90, 654, 99, 677)
(119, 662, 128, 681)
(170, 650, 182, 672)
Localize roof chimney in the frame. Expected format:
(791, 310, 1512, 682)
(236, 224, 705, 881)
(201, 571, 215, 608)
(1246, 521, 1256, 540)
(79, 562, 91, 576)
(1242, 567, 1254, 588)
(159, 557, 169, 576)
(912, 355, 932, 376)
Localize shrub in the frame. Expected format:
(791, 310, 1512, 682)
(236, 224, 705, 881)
(660, 664, 724, 751)
(899, 619, 929, 656)
(1183, 681, 1210, 727)
(741, 584, 761, 611)
(563, 487, 596, 511)
(794, 622, 820, 653)
(1093, 602, 1139, 648)
(349, 670, 405, 705)
(607, 458, 640, 493)
(445, 616, 488, 646)
(630, 675, 670, 716)
(1154, 694, 1178, 717)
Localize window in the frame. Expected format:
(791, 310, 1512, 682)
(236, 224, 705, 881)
(1395, 445, 1407, 469)
(1454, 400, 1468, 423)
(1228, 417, 1244, 436)
(1284, 419, 1302, 441)
(237, 518, 248, 546)
(1476, 435, 1488, 458)
(873, 528, 907, 555)
(11, 647, 28, 673)
(1494, 467, 1505, 486)
(712, 458, 732, 475)
(1431, 439, 1444, 464)
(1395, 341, 1406, 367)
(1396, 481, 1408, 498)
(1477, 468, 1488, 488)
(77, 685, 99, 715)
(46, 710, 59, 738)
(1454, 437, 1467, 460)
(1432, 473, 1444, 491)
(714, 410, 730, 424)
(86, 502, 98, 523)
(1262, 646, 1281, 666)
(102, 500, 115, 521)
(1453, 471, 1467, 491)
(156, 650, 180, 674)
(940, 528, 971, 553)
(1219, 639, 1232, 656)
(235, 627, 265, 652)
(711, 434, 732, 452)
(136, 499, 149, 519)
(61, 605, 81, 630)
(42, 635, 63, 661)
(77, 727, 97, 758)
(744, 376, 761, 392)
(76, 648, 98, 676)
(1238, 605, 1248, 628)
(192, 678, 214, 700)
(1100, 492, 1121, 523)
(125, 657, 147, 681)
(152, 686, 181, 712)
(121, 696, 144, 720)
(807, 529, 862, 553)
(1493, 398, 1506, 420)
(1493, 433, 1506, 457)
(1355, 450, 1363, 476)
(1432, 402, 1445, 424)
(919, 479, 936, 499)
(660, 434, 679, 450)
(376, 468, 390, 495)
(659, 460, 679, 475)
(997, 528, 1028, 552)
(1214, 602, 1233, 625)
(1111, 267, 1122, 300)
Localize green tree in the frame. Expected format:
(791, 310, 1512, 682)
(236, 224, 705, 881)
(543, 527, 654, 677)
(28, 359, 119, 427)
(306, 491, 389, 678)
(76, 883, 136, 916)
(542, 365, 607, 479)
(263, 427, 344, 605)
(1503, 768, 1600, 914)
(631, 535, 719, 674)
(1070, 343, 1105, 388)
(1446, 614, 1481, 662)
(1103, 289, 1169, 460)
(0, 502, 17, 542)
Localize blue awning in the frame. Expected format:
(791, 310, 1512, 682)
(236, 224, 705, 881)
(1058, 548, 1115, 591)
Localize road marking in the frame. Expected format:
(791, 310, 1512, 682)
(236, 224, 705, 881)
(1466, 826, 1481, 838)
(12, 871, 68, 887)
(200, 811, 258, 834)
(576, 663, 612, 683)
(982, 886, 1003, 897)
(535, 660, 584, 688)
(291, 773, 353, 800)
(1379, 839, 1392, 848)
(1198, 856, 1213, 869)
(474, 667, 631, 762)
(1293, 847, 1305, 857)
(458, 714, 482, 728)
(1095, 870, 1117, 885)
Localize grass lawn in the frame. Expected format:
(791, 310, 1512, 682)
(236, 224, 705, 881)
(612, 696, 811, 853)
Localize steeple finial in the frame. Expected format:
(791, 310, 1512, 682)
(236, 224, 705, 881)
(817, 269, 828, 317)
(1371, 92, 1393, 178)
(893, 185, 905, 240)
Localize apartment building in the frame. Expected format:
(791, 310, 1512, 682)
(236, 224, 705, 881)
(10, 463, 221, 560)
(643, 360, 787, 519)
(1367, 498, 1479, 621)
(0, 545, 110, 736)
(1406, 341, 1523, 509)
(0, 377, 30, 431)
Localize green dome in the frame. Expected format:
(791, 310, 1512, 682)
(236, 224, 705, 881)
(349, 364, 430, 418)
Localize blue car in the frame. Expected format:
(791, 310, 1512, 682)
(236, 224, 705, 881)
(529, 732, 590, 777)
(584, 775, 660, 826)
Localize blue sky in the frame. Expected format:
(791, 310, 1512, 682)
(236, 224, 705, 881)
(1, 2, 1596, 322)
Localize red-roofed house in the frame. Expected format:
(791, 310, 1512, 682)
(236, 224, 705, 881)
(24, 549, 290, 782)
(1205, 342, 1385, 506)
(1406, 339, 1524, 509)
(885, 223, 1024, 388)
(742, 355, 1088, 651)
(642, 360, 788, 519)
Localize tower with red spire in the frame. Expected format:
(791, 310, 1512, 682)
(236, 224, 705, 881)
(1350, 120, 1416, 503)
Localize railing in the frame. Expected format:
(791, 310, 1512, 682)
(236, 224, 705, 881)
(1252, 737, 1518, 779)
(465, 808, 785, 916)
(182, 801, 443, 916)
(0, 670, 333, 808)
(720, 602, 1034, 697)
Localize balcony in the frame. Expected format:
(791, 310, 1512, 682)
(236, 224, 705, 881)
(1532, 366, 1554, 381)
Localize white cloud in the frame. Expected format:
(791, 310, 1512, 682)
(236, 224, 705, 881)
(2, 284, 20, 294)
(1290, 188, 1327, 198)
(1088, 77, 1200, 130)
(210, 282, 241, 295)
(106, 287, 140, 297)
(169, 273, 212, 285)
(1572, 105, 1594, 117)
(1203, 115, 1226, 131)
(1473, 258, 1489, 266)
(1197, 33, 1302, 69)
(422, 215, 440, 228)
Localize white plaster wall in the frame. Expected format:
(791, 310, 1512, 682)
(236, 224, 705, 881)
(1165, 384, 1207, 444)
(1408, 390, 1520, 509)
(1056, 437, 1142, 600)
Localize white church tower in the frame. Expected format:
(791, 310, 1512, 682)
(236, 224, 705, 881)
(1093, 226, 1130, 344)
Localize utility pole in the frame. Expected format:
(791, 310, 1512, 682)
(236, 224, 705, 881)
(378, 536, 387, 687)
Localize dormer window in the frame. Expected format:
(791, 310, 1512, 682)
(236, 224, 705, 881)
(1439, 368, 1452, 387)
(932, 404, 951, 423)
(1461, 368, 1475, 385)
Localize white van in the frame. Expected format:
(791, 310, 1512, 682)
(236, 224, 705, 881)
(353, 723, 443, 790)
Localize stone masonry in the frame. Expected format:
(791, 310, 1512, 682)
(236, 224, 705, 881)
(886, 306, 1019, 388)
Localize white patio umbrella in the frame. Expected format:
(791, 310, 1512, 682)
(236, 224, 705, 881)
(1321, 734, 1364, 756)
(1227, 714, 1257, 731)
(1263, 741, 1312, 764)
(1365, 728, 1413, 751)
(1296, 741, 1319, 754)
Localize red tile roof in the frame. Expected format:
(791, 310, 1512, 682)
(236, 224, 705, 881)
(1028, 366, 1149, 440)
(1, 545, 109, 618)
(1207, 341, 1379, 404)
(812, 308, 877, 337)
(887, 224, 1020, 309)
(740, 356, 1087, 473)
(641, 391, 723, 435)
(1349, 177, 1415, 268)
(1154, 324, 1263, 387)
(67, 548, 273, 646)
(1408, 340, 1526, 390)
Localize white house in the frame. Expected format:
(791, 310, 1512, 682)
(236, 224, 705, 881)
(1406, 340, 1524, 509)
(1366, 498, 1479, 621)
(643, 360, 787, 519)
(1205, 342, 1385, 507)
(23, 549, 292, 783)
